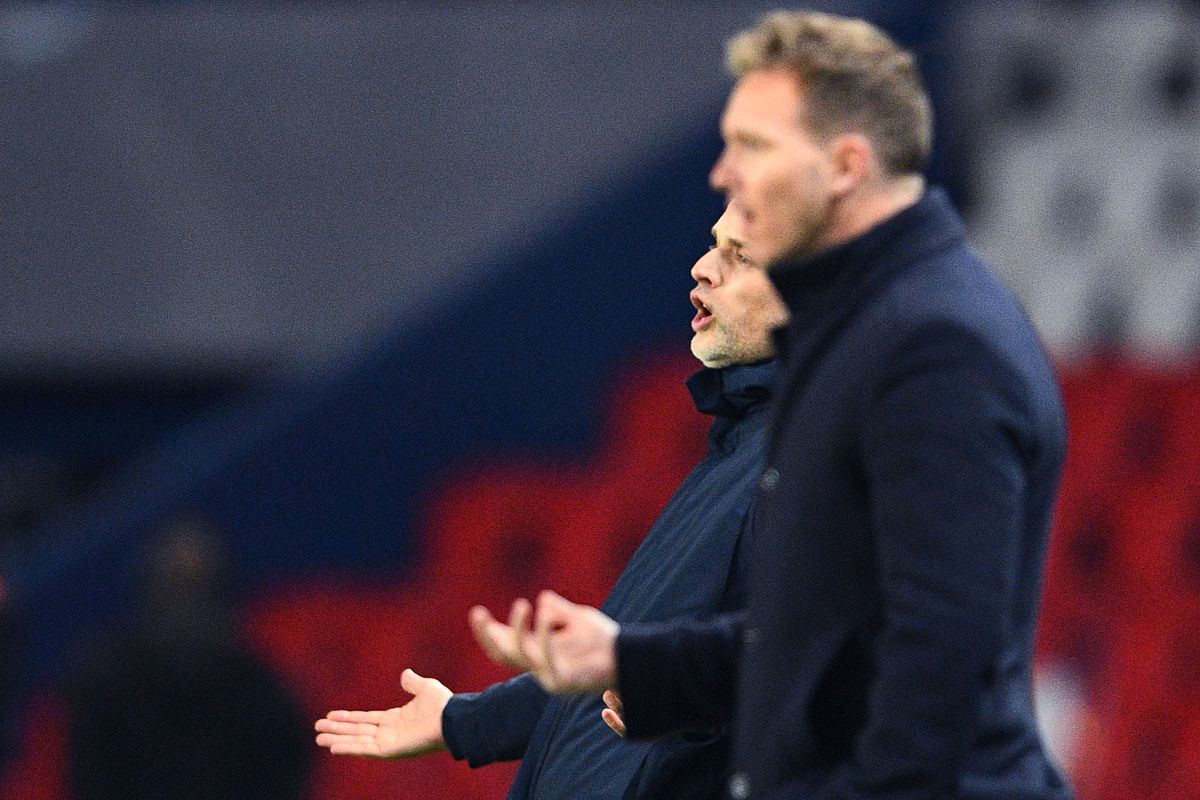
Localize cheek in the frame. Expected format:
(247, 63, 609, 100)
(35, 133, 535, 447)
(757, 168, 815, 224)
(727, 287, 771, 332)
(720, 291, 758, 331)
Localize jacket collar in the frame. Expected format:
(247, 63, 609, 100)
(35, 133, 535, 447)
(687, 359, 776, 419)
(768, 187, 965, 319)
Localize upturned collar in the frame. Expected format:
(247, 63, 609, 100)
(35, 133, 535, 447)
(686, 360, 776, 418)
(768, 187, 965, 319)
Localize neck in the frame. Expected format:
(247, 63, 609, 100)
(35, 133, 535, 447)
(821, 174, 925, 251)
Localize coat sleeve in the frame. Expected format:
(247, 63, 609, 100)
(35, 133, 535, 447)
(441, 673, 550, 767)
(614, 610, 746, 740)
(826, 322, 1035, 799)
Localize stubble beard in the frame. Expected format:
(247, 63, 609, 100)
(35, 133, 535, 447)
(691, 326, 735, 369)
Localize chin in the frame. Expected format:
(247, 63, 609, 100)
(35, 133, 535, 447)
(695, 351, 730, 369)
(692, 331, 735, 368)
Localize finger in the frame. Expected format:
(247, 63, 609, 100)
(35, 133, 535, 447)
(602, 690, 623, 714)
(601, 708, 627, 737)
(470, 606, 517, 665)
(512, 598, 544, 674)
(533, 590, 577, 642)
(531, 594, 559, 688)
(314, 719, 379, 736)
(324, 709, 388, 724)
(324, 734, 382, 756)
(468, 604, 494, 630)
(315, 732, 342, 749)
(315, 732, 371, 749)
(533, 590, 563, 639)
(537, 589, 572, 616)
(469, 604, 500, 640)
(509, 597, 533, 665)
(508, 597, 532, 633)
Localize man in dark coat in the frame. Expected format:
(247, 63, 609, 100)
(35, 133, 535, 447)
(314, 206, 789, 800)
(472, 11, 1074, 800)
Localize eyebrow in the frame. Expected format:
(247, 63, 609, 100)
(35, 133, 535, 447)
(710, 229, 747, 254)
(725, 127, 768, 147)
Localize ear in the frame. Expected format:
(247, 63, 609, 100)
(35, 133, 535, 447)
(827, 133, 874, 197)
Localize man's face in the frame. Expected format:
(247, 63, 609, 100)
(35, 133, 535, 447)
(709, 68, 838, 268)
(690, 207, 790, 368)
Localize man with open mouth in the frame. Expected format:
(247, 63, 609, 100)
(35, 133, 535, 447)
(315, 205, 788, 800)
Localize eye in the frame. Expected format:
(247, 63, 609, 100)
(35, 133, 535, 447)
(729, 132, 769, 153)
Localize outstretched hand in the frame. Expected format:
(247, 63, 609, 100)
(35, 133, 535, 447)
(468, 596, 535, 672)
(314, 668, 452, 759)
(470, 589, 619, 694)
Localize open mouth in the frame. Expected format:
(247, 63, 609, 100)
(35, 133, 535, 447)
(691, 293, 714, 332)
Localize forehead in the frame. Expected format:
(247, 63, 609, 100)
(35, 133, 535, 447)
(720, 68, 806, 135)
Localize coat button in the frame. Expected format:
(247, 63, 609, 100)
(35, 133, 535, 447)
(728, 772, 752, 799)
(758, 467, 779, 492)
(741, 626, 761, 645)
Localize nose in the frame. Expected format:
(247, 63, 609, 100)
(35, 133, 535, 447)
(709, 148, 732, 192)
(691, 248, 722, 287)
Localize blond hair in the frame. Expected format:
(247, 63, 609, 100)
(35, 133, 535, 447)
(727, 10, 933, 176)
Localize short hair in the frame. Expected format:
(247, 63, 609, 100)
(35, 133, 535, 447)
(726, 10, 933, 176)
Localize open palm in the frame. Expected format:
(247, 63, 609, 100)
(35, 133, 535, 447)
(314, 668, 452, 759)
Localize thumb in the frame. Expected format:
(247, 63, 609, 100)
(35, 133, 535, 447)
(536, 589, 574, 625)
(400, 668, 427, 695)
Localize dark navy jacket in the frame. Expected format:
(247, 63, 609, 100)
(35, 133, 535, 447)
(442, 361, 775, 800)
(617, 190, 1074, 800)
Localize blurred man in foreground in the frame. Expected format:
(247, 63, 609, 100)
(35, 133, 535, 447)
(315, 207, 788, 799)
(473, 10, 1073, 800)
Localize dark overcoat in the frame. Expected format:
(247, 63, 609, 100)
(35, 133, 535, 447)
(618, 190, 1074, 800)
